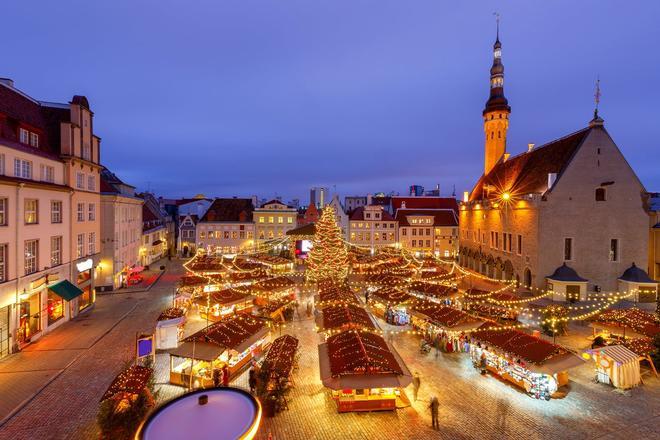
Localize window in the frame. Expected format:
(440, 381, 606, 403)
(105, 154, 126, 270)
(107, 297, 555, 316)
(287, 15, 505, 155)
(412, 240, 416, 247)
(503, 233, 507, 252)
(82, 142, 91, 161)
(51, 236, 62, 266)
(51, 201, 62, 223)
(595, 188, 606, 202)
(609, 239, 619, 262)
(200, 231, 206, 239)
(365, 213, 371, 219)
(76, 172, 85, 189)
(0, 243, 7, 282)
(508, 233, 513, 253)
(88, 203, 95, 221)
(77, 203, 84, 222)
(87, 175, 95, 191)
(88, 232, 95, 255)
(402, 229, 407, 236)
(14, 159, 32, 179)
(19, 128, 29, 144)
(24, 239, 38, 275)
(287, 217, 293, 224)
(259, 216, 265, 223)
(426, 228, 431, 235)
(517, 235, 523, 255)
(77, 234, 84, 258)
(30, 132, 39, 148)
(564, 238, 573, 261)
(278, 216, 283, 224)
(40, 165, 55, 183)
(0, 199, 6, 226)
(0, 153, 5, 175)
(24, 199, 38, 224)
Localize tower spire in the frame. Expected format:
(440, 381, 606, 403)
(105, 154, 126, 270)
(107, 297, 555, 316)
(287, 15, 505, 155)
(482, 14, 511, 175)
(590, 76, 604, 127)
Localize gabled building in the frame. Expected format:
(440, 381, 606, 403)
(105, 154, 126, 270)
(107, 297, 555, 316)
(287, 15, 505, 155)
(348, 205, 397, 251)
(458, 32, 649, 294)
(0, 79, 102, 355)
(396, 208, 458, 257)
(99, 168, 143, 290)
(197, 198, 255, 255)
(175, 197, 211, 256)
(254, 199, 297, 241)
(140, 193, 170, 266)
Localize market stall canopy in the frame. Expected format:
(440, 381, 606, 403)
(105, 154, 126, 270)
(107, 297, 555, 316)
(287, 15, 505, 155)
(370, 287, 413, 306)
(248, 276, 295, 292)
(318, 330, 412, 390)
(192, 288, 254, 307)
(101, 365, 153, 402)
(185, 315, 269, 353)
(411, 304, 483, 332)
(48, 279, 84, 301)
(315, 283, 358, 306)
(590, 308, 660, 339)
(408, 281, 459, 299)
(169, 341, 226, 362)
(156, 308, 186, 328)
(585, 345, 641, 389)
(263, 335, 299, 378)
(316, 303, 378, 332)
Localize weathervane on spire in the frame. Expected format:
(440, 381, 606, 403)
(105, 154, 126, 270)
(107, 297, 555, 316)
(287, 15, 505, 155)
(494, 12, 500, 40)
(594, 76, 601, 118)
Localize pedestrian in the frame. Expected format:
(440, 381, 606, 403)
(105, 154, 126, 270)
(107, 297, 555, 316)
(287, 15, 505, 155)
(306, 301, 312, 317)
(222, 365, 230, 386)
(412, 372, 421, 402)
(248, 367, 257, 395)
(429, 396, 440, 430)
(212, 368, 222, 387)
(480, 351, 488, 375)
(364, 290, 369, 305)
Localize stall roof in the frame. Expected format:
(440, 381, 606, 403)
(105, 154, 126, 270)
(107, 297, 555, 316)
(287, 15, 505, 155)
(371, 287, 412, 305)
(471, 327, 570, 366)
(316, 283, 358, 305)
(184, 316, 268, 353)
(326, 330, 403, 377)
(168, 341, 225, 362)
(101, 365, 152, 401)
(318, 304, 377, 331)
(587, 345, 639, 364)
(192, 288, 253, 307)
(264, 335, 299, 378)
(408, 281, 459, 299)
(591, 308, 660, 339)
(249, 276, 295, 292)
(411, 304, 483, 331)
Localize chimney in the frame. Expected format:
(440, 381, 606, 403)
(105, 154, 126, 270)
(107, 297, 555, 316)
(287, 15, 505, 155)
(0, 78, 14, 88)
(528, 143, 535, 152)
(548, 173, 557, 190)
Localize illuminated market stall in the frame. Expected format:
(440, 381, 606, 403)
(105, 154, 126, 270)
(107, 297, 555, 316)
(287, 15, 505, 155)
(318, 329, 412, 412)
(261, 334, 299, 386)
(315, 303, 379, 335)
(245, 276, 296, 306)
(584, 345, 642, 389)
(369, 287, 414, 326)
(168, 315, 270, 388)
(314, 282, 359, 308)
(247, 254, 294, 273)
(464, 292, 520, 321)
(408, 281, 460, 306)
(589, 308, 660, 341)
(192, 288, 255, 321)
(410, 303, 484, 352)
(469, 327, 584, 400)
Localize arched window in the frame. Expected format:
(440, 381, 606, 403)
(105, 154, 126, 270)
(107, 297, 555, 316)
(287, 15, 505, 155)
(491, 132, 495, 139)
(498, 131, 501, 138)
(595, 188, 606, 202)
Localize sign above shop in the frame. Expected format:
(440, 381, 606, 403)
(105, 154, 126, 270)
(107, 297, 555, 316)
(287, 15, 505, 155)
(76, 258, 94, 272)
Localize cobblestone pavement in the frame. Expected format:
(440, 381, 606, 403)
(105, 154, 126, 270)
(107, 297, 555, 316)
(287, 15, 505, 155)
(0, 260, 185, 440)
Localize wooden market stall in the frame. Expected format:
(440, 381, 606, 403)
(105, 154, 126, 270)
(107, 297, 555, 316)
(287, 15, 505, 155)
(314, 282, 359, 308)
(192, 288, 255, 321)
(101, 364, 154, 405)
(315, 303, 379, 335)
(410, 303, 484, 352)
(469, 327, 584, 400)
(584, 345, 642, 389)
(589, 308, 660, 341)
(369, 287, 414, 326)
(155, 307, 186, 350)
(464, 292, 520, 321)
(408, 281, 460, 306)
(261, 334, 299, 385)
(168, 315, 270, 388)
(247, 254, 294, 273)
(318, 329, 412, 412)
(246, 276, 296, 306)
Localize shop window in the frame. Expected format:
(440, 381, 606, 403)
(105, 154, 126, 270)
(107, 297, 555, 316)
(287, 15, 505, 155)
(47, 290, 64, 325)
(18, 293, 41, 344)
(78, 286, 93, 311)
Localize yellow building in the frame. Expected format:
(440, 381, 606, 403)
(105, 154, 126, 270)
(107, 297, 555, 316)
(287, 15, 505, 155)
(254, 199, 297, 242)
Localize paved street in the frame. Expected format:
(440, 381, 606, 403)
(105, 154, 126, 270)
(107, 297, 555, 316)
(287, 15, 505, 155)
(0, 259, 184, 440)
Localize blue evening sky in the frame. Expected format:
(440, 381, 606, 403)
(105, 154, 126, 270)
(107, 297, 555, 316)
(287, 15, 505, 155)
(4, 1, 659, 201)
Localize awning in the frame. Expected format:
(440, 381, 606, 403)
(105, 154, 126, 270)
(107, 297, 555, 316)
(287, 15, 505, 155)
(168, 341, 226, 362)
(48, 280, 84, 302)
(527, 352, 585, 375)
(152, 239, 163, 246)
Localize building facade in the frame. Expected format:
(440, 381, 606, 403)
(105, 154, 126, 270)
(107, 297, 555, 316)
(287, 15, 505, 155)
(328, 194, 349, 241)
(196, 198, 256, 255)
(344, 196, 367, 213)
(140, 193, 170, 266)
(175, 197, 211, 256)
(348, 205, 397, 251)
(99, 168, 142, 290)
(396, 208, 458, 258)
(254, 200, 297, 241)
(458, 34, 650, 295)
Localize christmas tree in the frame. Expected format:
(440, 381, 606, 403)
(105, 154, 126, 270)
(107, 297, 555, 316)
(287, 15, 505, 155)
(307, 205, 349, 283)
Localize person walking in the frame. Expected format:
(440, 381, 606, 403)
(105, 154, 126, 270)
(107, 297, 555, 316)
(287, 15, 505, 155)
(248, 367, 258, 395)
(412, 373, 421, 401)
(429, 396, 440, 430)
(222, 365, 230, 386)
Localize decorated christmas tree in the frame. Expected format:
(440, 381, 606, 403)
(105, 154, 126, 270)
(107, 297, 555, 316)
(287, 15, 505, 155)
(307, 205, 349, 283)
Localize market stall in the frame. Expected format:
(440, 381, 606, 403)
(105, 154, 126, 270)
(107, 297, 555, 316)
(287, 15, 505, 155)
(408, 281, 460, 306)
(590, 308, 660, 341)
(101, 364, 154, 404)
(247, 254, 294, 273)
(261, 334, 299, 384)
(465, 292, 520, 321)
(410, 303, 484, 353)
(584, 345, 641, 389)
(168, 315, 270, 388)
(469, 327, 584, 400)
(314, 283, 359, 308)
(192, 288, 255, 321)
(155, 307, 186, 350)
(246, 276, 296, 306)
(318, 329, 412, 412)
(369, 287, 414, 326)
(315, 303, 378, 335)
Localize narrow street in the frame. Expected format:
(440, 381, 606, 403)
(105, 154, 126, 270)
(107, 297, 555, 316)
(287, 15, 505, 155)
(0, 260, 184, 440)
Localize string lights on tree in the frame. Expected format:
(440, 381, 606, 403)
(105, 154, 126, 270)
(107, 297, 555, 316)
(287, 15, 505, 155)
(307, 205, 349, 283)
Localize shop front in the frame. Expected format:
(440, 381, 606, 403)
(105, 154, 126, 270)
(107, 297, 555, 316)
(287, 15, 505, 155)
(73, 257, 97, 314)
(0, 305, 10, 359)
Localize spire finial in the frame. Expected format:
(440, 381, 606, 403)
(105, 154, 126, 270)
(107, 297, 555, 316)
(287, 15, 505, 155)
(494, 12, 500, 41)
(594, 75, 601, 118)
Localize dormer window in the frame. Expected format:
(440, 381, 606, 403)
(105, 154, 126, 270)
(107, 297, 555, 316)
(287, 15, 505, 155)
(19, 128, 29, 144)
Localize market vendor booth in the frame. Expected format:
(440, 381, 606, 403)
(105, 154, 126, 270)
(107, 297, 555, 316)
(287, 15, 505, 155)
(318, 329, 412, 412)
(408, 281, 460, 306)
(410, 303, 483, 352)
(369, 287, 414, 326)
(261, 334, 299, 386)
(584, 345, 641, 389)
(193, 288, 255, 321)
(314, 283, 359, 308)
(465, 292, 520, 321)
(156, 308, 186, 350)
(589, 308, 660, 341)
(168, 315, 270, 388)
(470, 327, 584, 400)
(246, 276, 296, 306)
(316, 303, 378, 335)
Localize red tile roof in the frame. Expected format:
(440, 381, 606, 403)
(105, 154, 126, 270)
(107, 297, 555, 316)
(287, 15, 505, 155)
(469, 127, 592, 202)
(349, 206, 395, 221)
(395, 209, 458, 227)
(201, 198, 254, 223)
